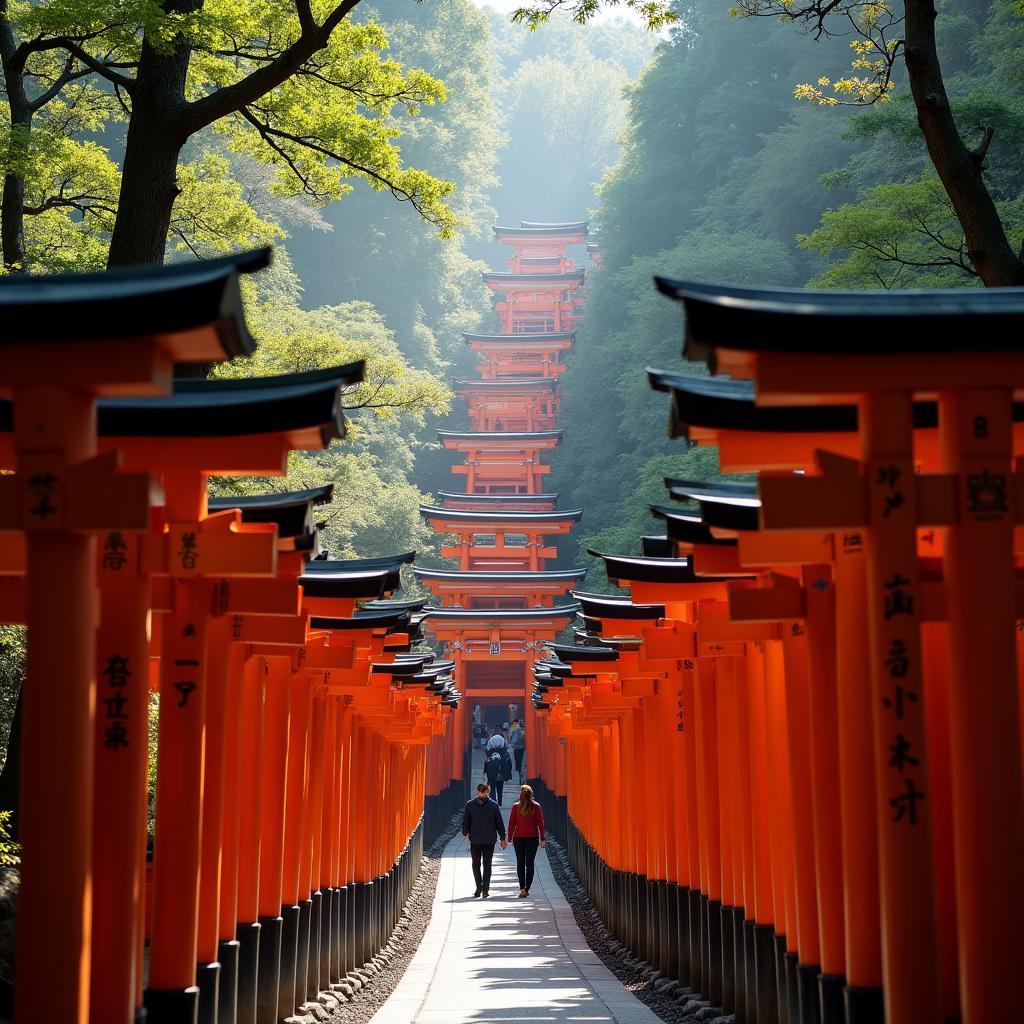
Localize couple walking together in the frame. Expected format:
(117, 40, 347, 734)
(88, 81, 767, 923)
(461, 782, 545, 899)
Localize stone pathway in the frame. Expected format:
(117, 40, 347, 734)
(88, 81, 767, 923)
(368, 828, 662, 1024)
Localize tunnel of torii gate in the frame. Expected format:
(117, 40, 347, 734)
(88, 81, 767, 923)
(419, 218, 593, 737)
(6, 213, 1024, 1024)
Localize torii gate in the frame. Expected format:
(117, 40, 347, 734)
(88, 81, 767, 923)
(0, 250, 270, 1024)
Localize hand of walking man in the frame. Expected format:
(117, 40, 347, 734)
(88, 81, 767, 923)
(500, 839, 507, 850)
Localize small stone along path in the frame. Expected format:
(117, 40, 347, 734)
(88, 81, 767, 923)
(367, 831, 664, 1024)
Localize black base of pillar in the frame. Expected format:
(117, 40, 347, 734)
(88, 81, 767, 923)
(720, 903, 735, 1012)
(236, 922, 260, 1024)
(844, 985, 885, 1024)
(143, 986, 200, 1024)
(774, 935, 789, 1024)
(310, 890, 323, 995)
(297, 898, 313, 1006)
(676, 886, 691, 988)
(217, 940, 240, 1024)
(255, 915, 282, 1024)
(278, 904, 301, 1020)
(196, 961, 220, 1024)
(818, 973, 845, 1024)
(320, 889, 334, 989)
(707, 899, 723, 1007)
(689, 889, 703, 994)
(797, 962, 822, 1024)
(665, 882, 680, 980)
(753, 924, 778, 1024)
(742, 916, 756, 1024)
(784, 952, 800, 1024)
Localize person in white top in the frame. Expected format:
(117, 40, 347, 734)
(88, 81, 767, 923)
(486, 732, 506, 751)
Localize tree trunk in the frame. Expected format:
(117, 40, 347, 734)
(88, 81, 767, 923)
(1, 127, 29, 273)
(0, 11, 30, 273)
(106, 11, 197, 268)
(0, 683, 24, 837)
(106, 110, 185, 266)
(905, 0, 1024, 286)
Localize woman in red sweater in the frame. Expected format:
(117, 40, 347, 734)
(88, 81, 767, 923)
(507, 784, 546, 897)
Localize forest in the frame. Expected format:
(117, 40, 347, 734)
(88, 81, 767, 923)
(1, 0, 1023, 782)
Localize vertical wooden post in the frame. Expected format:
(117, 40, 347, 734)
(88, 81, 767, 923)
(91, 532, 150, 1024)
(938, 388, 1024, 1021)
(14, 386, 98, 1024)
(860, 392, 942, 1024)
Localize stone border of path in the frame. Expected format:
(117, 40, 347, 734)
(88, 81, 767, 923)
(544, 839, 736, 1024)
(368, 829, 666, 1024)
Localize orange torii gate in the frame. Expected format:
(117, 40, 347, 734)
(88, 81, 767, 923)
(483, 269, 586, 335)
(455, 377, 561, 432)
(0, 252, 465, 1024)
(414, 566, 587, 609)
(419, 214, 589, 762)
(435, 490, 558, 512)
(463, 331, 575, 381)
(492, 220, 589, 275)
(652, 279, 1024, 1024)
(437, 429, 563, 495)
(418, 504, 582, 572)
(0, 251, 269, 1024)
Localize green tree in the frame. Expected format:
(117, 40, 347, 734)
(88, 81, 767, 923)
(2, 0, 458, 269)
(730, 0, 1024, 285)
(210, 254, 452, 561)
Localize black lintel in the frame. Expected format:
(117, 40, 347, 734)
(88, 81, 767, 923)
(309, 608, 410, 631)
(298, 570, 389, 600)
(575, 595, 665, 620)
(642, 535, 674, 558)
(0, 248, 270, 352)
(544, 642, 618, 663)
(208, 485, 333, 538)
(98, 363, 362, 440)
(589, 549, 740, 585)
(650, 505, 736, 547)
(654, 276, 1024, 360)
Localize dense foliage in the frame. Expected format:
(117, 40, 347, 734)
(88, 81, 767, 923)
(554, 0, 1024, 586)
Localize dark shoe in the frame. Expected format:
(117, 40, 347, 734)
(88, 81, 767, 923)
(474, 886, 482, 898)
(482, 890, 490, 898)
(518, 888, 527, 898)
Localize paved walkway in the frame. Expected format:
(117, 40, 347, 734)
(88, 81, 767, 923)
(369, 827, 662, 1024)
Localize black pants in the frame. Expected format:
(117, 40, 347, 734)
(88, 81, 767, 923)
(513, 838, 540, 891)
(514, 748, 524, 774)
(489, 778, 504, 805)
(470, 842, 495, 891)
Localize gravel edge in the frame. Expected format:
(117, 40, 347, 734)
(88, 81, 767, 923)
(286, 813, 462, 1024)
(544, 837, 735, 1024)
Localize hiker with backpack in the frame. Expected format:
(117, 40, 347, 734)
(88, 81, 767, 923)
(483, 746, 513, 805)
(507, 784, 546, 898)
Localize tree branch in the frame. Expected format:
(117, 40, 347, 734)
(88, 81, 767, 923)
(182, 0, 362, 133)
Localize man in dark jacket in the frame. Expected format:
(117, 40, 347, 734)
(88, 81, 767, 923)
(461, 783, 506, 898)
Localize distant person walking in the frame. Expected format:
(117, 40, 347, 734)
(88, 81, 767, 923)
(483, 748, 512, 805)
(509, 720, 526, 779)
(486, 730, 506, 752)
(462, 782, 506, 898)
(507, 785, 545, 898)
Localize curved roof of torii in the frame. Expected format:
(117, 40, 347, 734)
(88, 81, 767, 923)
(483, 269, 586, 286)
(418, 504, 582, 524)
(454, 378, 557, 391)
(415, 567, 588, 583)
(422, 604, 580, 621)
(463, 330, 576, 344)
(437, 490, 558, 504)
(437, 429, 563, 443)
